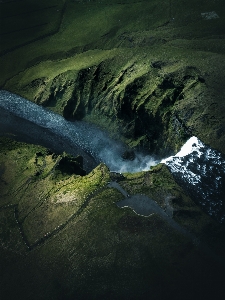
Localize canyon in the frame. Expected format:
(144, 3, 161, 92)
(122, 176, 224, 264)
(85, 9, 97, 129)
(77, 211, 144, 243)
(1, 1, 225, 299)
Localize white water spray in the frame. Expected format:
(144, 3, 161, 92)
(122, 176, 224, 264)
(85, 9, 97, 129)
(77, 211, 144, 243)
(0, 90, 224, 222)
(161, 136, 225, 223)
(0, 90, 159, 173)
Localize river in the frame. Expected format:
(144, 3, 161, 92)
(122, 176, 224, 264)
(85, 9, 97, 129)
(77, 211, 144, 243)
(0, 90, 225, 223)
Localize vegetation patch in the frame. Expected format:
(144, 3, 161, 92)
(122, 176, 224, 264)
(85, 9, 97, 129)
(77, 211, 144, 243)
(1, 0, 225, 299)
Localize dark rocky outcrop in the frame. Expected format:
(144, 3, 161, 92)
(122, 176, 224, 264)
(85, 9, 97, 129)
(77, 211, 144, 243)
(56, 154, 86, 176)
(31, 63, 210, 156)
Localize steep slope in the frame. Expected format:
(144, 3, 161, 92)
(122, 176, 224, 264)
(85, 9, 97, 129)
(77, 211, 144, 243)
(1, 137, 225, 299)
(1, 0, 225, 154)
(1, 1, 225, 299)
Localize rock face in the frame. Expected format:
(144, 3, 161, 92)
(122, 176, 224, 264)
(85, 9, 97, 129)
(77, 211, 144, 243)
(33, 64, 206, 155)
(1, 0, 225, 156)
(56, 153, 86, 176)
(14, 59, 223, 156)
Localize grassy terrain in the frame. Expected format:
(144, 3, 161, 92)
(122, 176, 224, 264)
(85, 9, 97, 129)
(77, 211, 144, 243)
(1, 137, 225, 299)
(1, 0, 225, 299)
(0, 0, 65, 54)
(1, 0, 225, 153)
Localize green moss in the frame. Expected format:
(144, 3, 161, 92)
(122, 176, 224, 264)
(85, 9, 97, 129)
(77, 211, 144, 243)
(1, 136, 225, 299)
(1, 1, 225, 298)
(0, 137, 110, 244)
(0, 0, 64, 55)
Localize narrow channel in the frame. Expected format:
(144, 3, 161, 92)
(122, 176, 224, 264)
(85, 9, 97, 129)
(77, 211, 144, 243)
(0, 90, 159, 173)
(1, 90, 225, 223)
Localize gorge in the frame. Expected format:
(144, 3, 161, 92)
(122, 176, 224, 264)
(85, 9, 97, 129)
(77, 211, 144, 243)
(1, 1, 225, 299)
(1, 90, 225, 224)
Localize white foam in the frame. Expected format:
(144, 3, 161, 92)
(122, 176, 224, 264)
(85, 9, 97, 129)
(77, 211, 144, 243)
(1, 90, 224, 222)
(161, 136, 225, 223)
(161, 136, 202, 163)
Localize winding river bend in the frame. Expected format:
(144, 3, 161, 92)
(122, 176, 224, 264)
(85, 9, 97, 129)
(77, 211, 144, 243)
(0, 90, 225, 223)
(0, 90, 158, 173)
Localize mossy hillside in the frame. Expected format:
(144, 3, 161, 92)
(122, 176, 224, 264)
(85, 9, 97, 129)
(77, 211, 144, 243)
(5, 48, 122, 109)
(1, 137, 223, 251)
(116, 164, 225, 263)
(0, 137, 110, 244)
(43, 189, 189, 300)
(0, 207, 27, 254)
(1, 1, 225, 297)
(0, 0, 65, 55)
(21, 163, 110, 245)
(1, 137, 225, 299)
(0, 0, 168, 85)
(1, 181, 224, 299)
(0, 137, 51, 204)
(119, 164, 224, 240)
(4, 47, 225, 155)
(1, 1, 225, 154)
(4, 46, 221, 154)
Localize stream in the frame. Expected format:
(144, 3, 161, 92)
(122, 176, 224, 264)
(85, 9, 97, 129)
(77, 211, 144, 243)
(0, 90, 225, 223)
(0, 90, 159, 173)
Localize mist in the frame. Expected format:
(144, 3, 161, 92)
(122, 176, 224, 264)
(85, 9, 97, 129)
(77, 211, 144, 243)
(1, 90, 225, 222)
(67, 120, 160, 173)
(0, 90, 159, 173)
